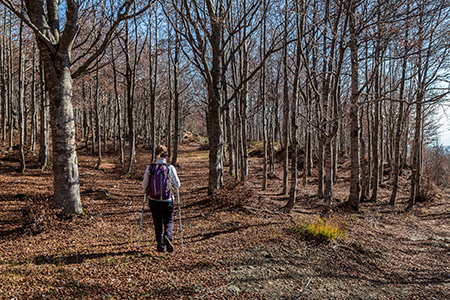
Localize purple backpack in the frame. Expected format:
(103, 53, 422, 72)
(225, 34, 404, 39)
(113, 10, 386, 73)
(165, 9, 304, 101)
(147, 164, 173, 200)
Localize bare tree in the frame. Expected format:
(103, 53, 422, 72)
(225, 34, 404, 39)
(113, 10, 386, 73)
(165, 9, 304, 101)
(0, 0, 151, 214)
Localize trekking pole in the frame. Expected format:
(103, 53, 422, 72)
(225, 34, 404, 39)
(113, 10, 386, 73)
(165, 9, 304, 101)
(177, 188, 184, 253)
(137, 194, 147, 250)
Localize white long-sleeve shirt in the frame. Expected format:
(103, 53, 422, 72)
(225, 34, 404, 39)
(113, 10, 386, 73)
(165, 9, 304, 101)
(142, 158, 180, 200)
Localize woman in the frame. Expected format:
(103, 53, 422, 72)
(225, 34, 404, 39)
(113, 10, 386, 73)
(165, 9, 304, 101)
(142, 145, 181, 252)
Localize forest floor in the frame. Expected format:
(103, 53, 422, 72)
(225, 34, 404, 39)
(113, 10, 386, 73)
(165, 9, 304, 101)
(1, 142, 450, 300)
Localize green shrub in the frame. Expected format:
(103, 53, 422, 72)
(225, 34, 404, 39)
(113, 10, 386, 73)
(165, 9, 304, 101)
(292, 216, 345, 243)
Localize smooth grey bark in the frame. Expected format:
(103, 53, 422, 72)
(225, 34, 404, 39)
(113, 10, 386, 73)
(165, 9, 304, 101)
(18, 13, 25, 173)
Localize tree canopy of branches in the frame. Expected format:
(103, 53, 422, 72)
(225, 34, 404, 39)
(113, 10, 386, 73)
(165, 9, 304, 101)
(1, 0, 449, 214)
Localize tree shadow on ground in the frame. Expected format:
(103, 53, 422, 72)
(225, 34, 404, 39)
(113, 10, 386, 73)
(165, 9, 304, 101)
(33, 250, 154, 265)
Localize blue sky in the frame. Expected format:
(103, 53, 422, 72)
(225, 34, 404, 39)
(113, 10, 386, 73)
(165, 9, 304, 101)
(439, 106, 450, 146)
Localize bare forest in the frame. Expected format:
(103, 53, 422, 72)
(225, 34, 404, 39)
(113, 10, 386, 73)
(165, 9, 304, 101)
(1, 0, 450, 299)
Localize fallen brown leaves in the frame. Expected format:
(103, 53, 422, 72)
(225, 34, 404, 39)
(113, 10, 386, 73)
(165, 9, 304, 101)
(0, 143, 449, 299)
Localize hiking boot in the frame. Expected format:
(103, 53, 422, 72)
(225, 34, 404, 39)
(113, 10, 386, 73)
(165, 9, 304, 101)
(157, 245, 166, 252)
(164, 236, 174, 253)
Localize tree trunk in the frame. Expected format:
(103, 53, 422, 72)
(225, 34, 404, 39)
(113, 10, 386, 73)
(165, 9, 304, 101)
(261, 3, 267, 190)
(239, 3, 249, 182)
(31, 44, 38, 153)
(285, 0, 302, 211)
(39, 57, 50, 171)
(208, 12, 224, 194)
(172, 23, 180, 166)
(348, 0, 361, 210)
(1, 9, 7, 144)
(40, 46, 82, 214)
(18, 14, 25, 173)
(167, 20, 173, 158)
(7, 14, 13, 151)
(408, 90, 423, 211)
(282, 0, 289, 195)
(390, 5, 410, 206)
(370, 70, 380, 202)
(149, 6, 158, 162)
(95, 62, 102, 169)
(125, 20, 136, 174)
(317, 138, 324, 199)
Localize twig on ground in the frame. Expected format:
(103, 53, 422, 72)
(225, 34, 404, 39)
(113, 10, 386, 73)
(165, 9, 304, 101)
(243, 206, 281, 214)
(297, 278, 312, 299)
(333, 243, 359, 254)
(197, 279, 237, 299)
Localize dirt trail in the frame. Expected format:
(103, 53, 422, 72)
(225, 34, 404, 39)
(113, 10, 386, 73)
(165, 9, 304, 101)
(1, 143, 449, 299)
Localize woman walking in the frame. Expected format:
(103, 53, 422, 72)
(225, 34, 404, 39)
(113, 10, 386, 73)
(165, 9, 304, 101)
(142, 145, 181, 252)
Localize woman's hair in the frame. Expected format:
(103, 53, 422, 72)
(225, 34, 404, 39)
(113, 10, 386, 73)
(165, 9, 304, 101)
(155, 145, 168, 159)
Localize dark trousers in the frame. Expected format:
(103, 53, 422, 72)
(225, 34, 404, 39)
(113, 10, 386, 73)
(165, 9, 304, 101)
(148, 200, 174, 248)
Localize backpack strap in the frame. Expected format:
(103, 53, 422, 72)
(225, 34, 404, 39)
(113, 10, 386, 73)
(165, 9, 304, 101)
(161, 163, 174, 196)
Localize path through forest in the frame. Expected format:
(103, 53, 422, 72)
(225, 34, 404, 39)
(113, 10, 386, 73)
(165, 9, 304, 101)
(1, 143, 449, 299)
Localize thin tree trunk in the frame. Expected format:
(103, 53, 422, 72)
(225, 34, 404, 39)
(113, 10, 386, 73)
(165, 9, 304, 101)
(150, 6, 158, 162)
(408, 91, 423, 211)
(261, 1, 267, 190)
(31, 44, 38, 153)
(239, 1, 249, 182)
(285, 0, 302, 211)
(282, 0, 289, 195)
(390, 4, 410, 205)
(39, 56, 49, 171)
(317, 138, 324, 199)
(172, 21, 180, 166)
(1, 9, 7, 144)
(167, 17, 173, 158)
(370, 70, 380, 202)
(348, 0, 361, 209)
(125, 20, 136, 174)
(360, 114, 367, 201)
(95, 61, 102, 169)
(7, 13, 13, 151)
(18, 13, 25, 173)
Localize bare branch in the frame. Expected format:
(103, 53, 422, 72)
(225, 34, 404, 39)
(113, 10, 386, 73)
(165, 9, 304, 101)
(72, 1, 153, 79)
(0, 0, 57, 54)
